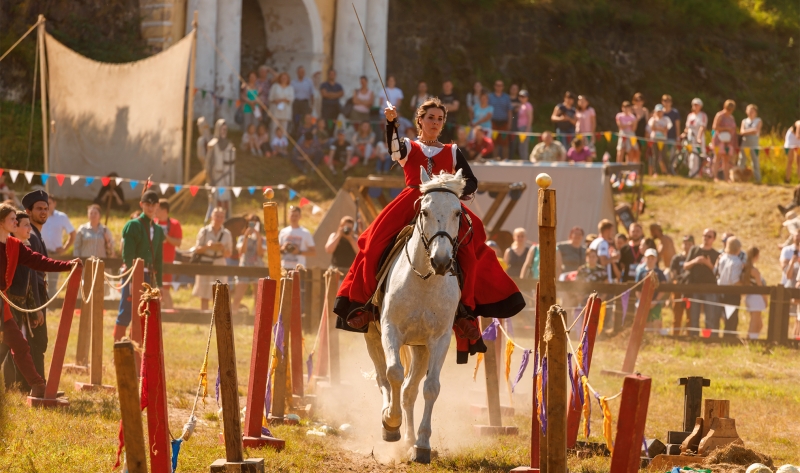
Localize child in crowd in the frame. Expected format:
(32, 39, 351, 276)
(576, 248, 607, 283)
(271, 127, 289, 157)
(635, 248, 668, 330)
(256, 124, 272, 157)
(353, 122, 377, 165)
(567, 138, 593, 163)
(316, 119, 330, 143)
(241, 124, 260, 156)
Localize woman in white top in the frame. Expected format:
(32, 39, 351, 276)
(351, 75, 374, 123)
(739, 104, 763, 183)
(740, 246, 766, 339)
(784, 121, 800, 183)
(682, 98, 708, 153)
(715, 236, 743, 337)
(73, 204, 114, 258)
(268, 72, 295, 135)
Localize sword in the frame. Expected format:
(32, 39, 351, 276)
(352, 3, 392, 110)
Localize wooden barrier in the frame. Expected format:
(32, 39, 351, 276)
(602, 274, 656, 377)
(269, 278, 293, 422)
(290, 271, 304, 398)
(130, 258, 144, 373)
(210, 282, 265, 472)
(64, 262, 92, 374)
(263, 202, 282, 323)
(545, 305, 568, 473)
(242, 278, 284, 450)
(567, 294, 602, 448)
(76, 259, 115, 392)
(609, 374, 652, 473)
(473, 317, 518, 436)
(113, 340, 147, 473)
(28, 267, 82, 408)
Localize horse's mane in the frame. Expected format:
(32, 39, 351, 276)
(419, 171, 466, 197)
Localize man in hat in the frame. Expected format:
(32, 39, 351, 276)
(114, 190, 165, 341)
(21, 190, 52, 378)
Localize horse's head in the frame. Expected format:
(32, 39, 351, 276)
(417, 167, 467, 276)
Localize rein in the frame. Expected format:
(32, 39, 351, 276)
(404, 187, 473, 280)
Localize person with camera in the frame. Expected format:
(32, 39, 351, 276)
(232, 214, 266, 312)
(192, 207, 233, 310)
(279, 206, 316, 271)
(325, 216, 358, 273)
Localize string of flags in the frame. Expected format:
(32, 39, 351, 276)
(0, 168, 324, 216)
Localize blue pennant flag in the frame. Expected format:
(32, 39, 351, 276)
(248, 186, 256, 195)
(130, 180, 138, 189)
(40, 174, 50, 184)
(218, 187, 226, 196)
(174, 185, 183, 192)
(171, 438, 182, 471)
(289, 189, 297, 200)
(84, 176, 95, 186)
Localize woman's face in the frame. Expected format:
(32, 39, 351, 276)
(418, 107, 445, 137)
(623, 105, 632, 114)
(360, 77, 368, 88)
(578, 97, 588, 110)
(480, 95, 489, 107)
(88, 207, 101, 224)
(387, 76, 396, 88)
(0, 212, 17, 234)
(747, 107, 758, 118)
(280, 73, 289, 85)
(633, 98, 643, 108)
(248, 73, 256, 85)
(587, 251, 598, 267)
(692, 103, 702, 112)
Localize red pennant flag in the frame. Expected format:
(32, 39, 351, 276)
(0, 169, 4, 177)
(193, 88, 198, 96)
(701, 329, 712, 338)
(595, 132, 603, 140)
(56, 174, 66, 186)
(683, 298, 691, 309)
(101, 176, 111, 186)
(647, 141, 653, 149)
(299, 197, 311, 207)
(190, 186, 199, 196)
(764, 147, 770, 156)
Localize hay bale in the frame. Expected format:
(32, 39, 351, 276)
(702, 444, 774, 469)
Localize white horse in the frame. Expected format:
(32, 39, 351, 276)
(363, 167, 467, 463)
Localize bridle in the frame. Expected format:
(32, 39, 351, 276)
(404, 187, 473, 280)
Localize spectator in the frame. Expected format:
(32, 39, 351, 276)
(740, 246, 766, 339)
(294, 113, 316, 139)
(373, 138, 390, 174)
(409, 80, 431, 112)
(669, 235, 695, 335)
(351, 75, 374, 123)
(325, 129, 355, 174)
(320, 69, 344, 132)
(73, 204, 114, 258)
(508, 84, 521, 160)
(379, 75, 404, 112)
(632, 92, 649, 143)
(466, 127, 494, 161)
(155, 199, 182, 310)
(268, 72, 295, 135)
(241, 71, 261, 130)
(196, 117, 212, 167)
(466, 81, 483, 121)
(683, 98, 708, 159)
(567, 138, 592, 163)
(616, 101, 640, 163)
(648, 104, 673, 175)
(241, 123, 260, 156)
(521, 240, 541, 280)
(649, 223, 676, 272)
(614, 233, 635, 282)
(440, 80, 460, 143)
(635, 248, 668, 330)
(529, 131, 566, 163)
(353, 121, 378, 165)
(661, 94, 681, 160)
(488, 80, 512, 159)
(576, 248, 607, 283)
(504, 228, 530, 278)
(455, 126, 469, 150)
(471, 92, 493, 134)
(271, 127, 289, 157)
(683, 228, 721, 337)
(716, 237, 743, 338)
(0, 175, 18, 206)
(739, 104, 763, 183)
(279, 206, 316, 270)
(232, 214, 266, 312)
(205, 119, 236, 219)
(256, 123, 272, 157)
(315, 117, 330, 143)
(516, 90, 534, 160)
(93, 172, 130, 212)
(551, 91, 577, 147)
(255, 65, 276, 115)
(291, 66, 315, 130)
(556, 226, 585, 279)
(41, 196, 75, 292)
(589, 219, 615, 282)
(292, 131, 323, 173)
(576, 95, 596, 153)
(191, 207, 233, 311)
(325, 216, 358, 273)
(628, 222, 644, 267)
(785, 121, 800, 183)
(711, 99, 738, 182)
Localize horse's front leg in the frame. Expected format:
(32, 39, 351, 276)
(363, 323, 391, 424)
(381, 326, 404, 441)
(401, 345, 429, 447)
(411, 334, 450, 463)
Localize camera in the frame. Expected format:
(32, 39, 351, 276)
(248, 221, 256, 228)
(282, 242, 297, 255)
(342, 225, 352, 235)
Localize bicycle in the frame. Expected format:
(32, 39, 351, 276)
(671, 138, 712, 178)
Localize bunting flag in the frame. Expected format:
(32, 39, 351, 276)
(600, 395, 614, 454)
(130, 180, 139, 189)
(504, 338, 515, 383)
(581, 375, 591, 438)
(657, 142, 664, 151)
(289, 189, 298, 200)
(472, 352, 484, 382)
(171, 438, 183, 471)
(85, 176, 95, 185)
(630, 137, 638, 147)
(764, 147, 770, 156)
(115, 177, 123, 186)
(174, 185, 183, 193)
(299, 197, 311, 207)
(597, 302, 607, 332)
(218, 187, 226, 196)
(41, 174, 50, 184)
(312, 205, 323, 215)
(55, 174, 66, 186)
(232, 187, 242, 197)
(69, 175, 80, 185)
(723, 304, 737, 320)
(159, 183, 170, 194)
(567, 353, 576, 404)
(190, 185, 199, 196)
(481, 318, 499, 341)
(101, 176, 111, 186)
(248, 186, 257, 195)
(519, 134, 527, 143)
(621, 292, 630, 325)
(603, 131, 612, 142)
(9, 170, 19, 182)
(511, 349, 530, 393)
(492, 131, 499, 140)
(744, 148, 751, 160)
(537, 357, 548, 435)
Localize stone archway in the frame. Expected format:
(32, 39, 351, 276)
(240, 0, 268, 77)
(257, 0, 325, 75)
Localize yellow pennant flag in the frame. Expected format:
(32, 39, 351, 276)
(199, 356, 209, 405)
(630, 136, 638, 147)
(519, 134, 527, 143)
(581, 375, 591, 438)
(464, 126, 471, 136)
(657, 142, 664, 151)
(505, 339, 515, 382)
(492, 131, 499, 140)
(603, 131, 612, 142)
(597, 302, 607, 332)
(576, 133, 583, 141)
(472, 352, 484, 382)
(685, 143, 692, 152)
(600, 396, 614, 453)
(336, 120, 343, 129)
(715, 146, 720, 156)
(744, 148, 751, 160)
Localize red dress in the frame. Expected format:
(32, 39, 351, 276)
(334, 140, 525, 360)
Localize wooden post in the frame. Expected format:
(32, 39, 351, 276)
(270, 278, 292, 421)
(113, 341, 147, 473)
(309, 268, 322, 336)
(130, 258, 145, 373)
(702, 399, 730, 438)
(313, 280, 330, 380)
(679, 377, 711, 432)
(28, 266, 81, 408)
(183, 13, 197, 184)
(290, 271, 304, 398)
(140, 288, 171, 473)
(567, 294, 602, 448)
(545, 305, 567, 473)
(609, 374, 652, 473)
(64, 262, 92, 373)
(539, 181, 557, 472)
(210, 282, 265, 473)
(76, 259, 115, 392)
(262, 202, 282, 323)
(327, 270, 341, 385)
(473, 318, 518, 436)
(37, 16, 49, 186)
(603, 274, 656, 376)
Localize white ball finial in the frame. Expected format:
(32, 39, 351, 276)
(536, 173, 552, 189)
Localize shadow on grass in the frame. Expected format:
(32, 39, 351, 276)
(66, 393, 120, 420)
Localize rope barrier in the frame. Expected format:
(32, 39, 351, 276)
(104, 264, 136, 280)
(79, 258, 101, 304)
(182, 286, 216, 441)
(105, 267, 136, 292)
(0, 262, 81, 313)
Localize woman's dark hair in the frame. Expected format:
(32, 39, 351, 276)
(414, 97, 448, 136)
(740, 247, 760, 285)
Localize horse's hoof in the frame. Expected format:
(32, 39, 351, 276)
(409, 446, 432, 464)
(381, 421, 401, 442)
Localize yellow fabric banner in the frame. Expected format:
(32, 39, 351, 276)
(597, 302, 607, 332)
(600, 396, 614, 453)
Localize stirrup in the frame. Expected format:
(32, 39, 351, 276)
(346, 308, 374, 330)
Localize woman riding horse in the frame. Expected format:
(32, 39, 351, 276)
(334, 98, 525, 362)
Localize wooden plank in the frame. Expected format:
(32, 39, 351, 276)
(489, 192, 522, 237)
(74, 262, 92, 367)
(679, 377, 711, 432)
(538, 187, 557, 473)
(702, 399, 730, 438)
(290, 271, 304, 397)
(113, 341, 147, 473)
(482, 190, 508, 230)
(327, 271, 341, 385)
(620, 274, 656, 373)
(41, 268, 81, 400)
(481, 317, 502, 428)
(244, 279, 277, 438)
(271, 279, 293, 420)
(90, 259, 105, 386)
(309, 268, 322, 340)
(212, 283, 244, 463)
(567, 294, 602, 448)
(545, 305, 567, 473)
(609, 374, 652, 473)
(263, 203, 282, 324)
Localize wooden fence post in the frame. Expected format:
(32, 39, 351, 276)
(327, 270, 341, 385)
(567, 294, 602, 448)
(609, 374, 652, 473)
(290, 271, 304, 398)
(113, 340, 147, 473)
(64, 262, 92, 373)
(270, 278, 293, 422)
(210, 282, 265, 473)
(474, 317, 518, 436)
(77, 259, 114, 392)
(130, 258, 144, 373)
(28, 266, 82, 408)
(262, 202, 282, 323)
(545, 305, 568, 473)
(603, 274, 656, 376)
(309, 268, 322, 338)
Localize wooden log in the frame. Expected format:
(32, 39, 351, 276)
(130, 258, 144, 373)
(482, 317, 502, 428)
(567, 294, 602, 448)
(620, 274, 656, 373)
(140, 289, 171, 472)
(314, 281, 330, 380)
(270, 278, 293, 420)
(242, 278, 284, 450)
(113, 341, 147, 473)
(262, 203, 282, 323)
(538, 186, 556, 473)
(213, 283, 244, 463)
(290, 271, 304, 397)
(327, 270, 341, 385)
(545, 305, 567, 473)
(679, 377, 711, 432)
(702, 399, 730, 438)
(74, 261, 93, 367)
(609, 374, 652, 473)
(76, 259, 115, 392)
(28, 267, 82, 408)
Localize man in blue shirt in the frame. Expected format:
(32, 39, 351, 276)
(488, 80, 512, 160)
(291, 66, 315, 131)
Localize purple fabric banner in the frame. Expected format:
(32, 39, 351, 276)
(481, 318, 499, 341)
(511, 349, 531, 393)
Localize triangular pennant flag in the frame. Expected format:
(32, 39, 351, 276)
(9, 170, 19, 182)
(630, 136, 638, 146)
(289, 189, 298, 200)
(130, 180, 138, 189)
(657, 142, 664, 151)
(723, 304, 737, 320)
(715, 146, 720, 156)
(576, 133, 583, 140)
(159, 183, 170, 194)
(40, 174, 50, 184)
(603, 131, 612, 142)
(299, 197, 311, 207)
(647, 141, 653, 149)
(85, 176, 95, 186)
(685, 143, 692, 152)
(0, 169, 3, 177)
(701, 328, 712, 338)
(621, 291, 630, 319)
(171, 282, 181, 292)
(101, 176, 111, 186)
(232, 187, 242, 197)
(785, 147, 790, 156)
(519, 134, 527, 143)
(248, 186, 256, 195)
(218, 187, 226, 196)
(464, 126, 471, 136)
(764, 147, 770, 156)
(235, 100, 241, 108)
(115, 177, 123, 186)
(69, 175, 80, 185)
(189, 186, 199, 196)
(744, 148, 751, 159)
(492, 131, 499, 140)
(24, 171, 34, 183)
(311, 204, 322, 215)
(55, 174, 66, 186)
(174, 185, 183, 192)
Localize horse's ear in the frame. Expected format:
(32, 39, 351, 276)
(454, 168, 464, 180)
(420, 166, 431, 184)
